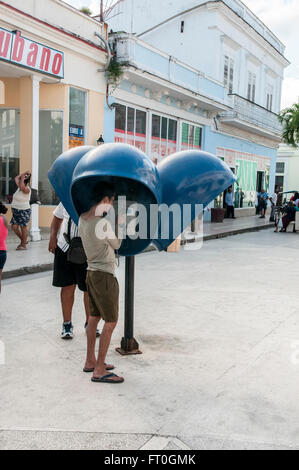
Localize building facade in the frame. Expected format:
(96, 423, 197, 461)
(0, 0, 108, 233)
(276, 145, 299, 193)
(106, 0, 289, 215)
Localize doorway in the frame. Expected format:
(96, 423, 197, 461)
(256, 171, 264, 193)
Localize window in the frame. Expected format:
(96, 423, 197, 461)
(275, 175, 284, 193)
(39, 110, 63, 205)
(276, 162, 285, 174)
(115, 103, 146, 152)
(151, 115, 177, 163)
(181, 21, 185, 33)
(0, 109, 20, 203)
(181, 123, 202, 151)
(266, 84, 274, 111)
(224, 56, 234, 94)
(247, 72, 256, 102)
(69, 88, 87, 148)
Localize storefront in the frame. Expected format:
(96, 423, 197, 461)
(0, 0, 108, 234)
(114, 102, 203, 164)
(216, 147, 271, 209)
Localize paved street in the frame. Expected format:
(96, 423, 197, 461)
(1, 229, 299, 450)
(3, 215, 272, 279)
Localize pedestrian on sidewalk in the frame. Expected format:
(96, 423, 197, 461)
(79, 182, 125, 384)
(10, 171, 31, 251)
(225, 186, 236, 219)
(258, 189, 268, 219)
(270, 186, 279, 227)
(49, 203, 100, 340)
(280, 202, 299, 232)
(0, 201, 8, 294)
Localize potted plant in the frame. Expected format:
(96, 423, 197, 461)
(211, 194, 226, 223)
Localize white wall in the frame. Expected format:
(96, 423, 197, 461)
(139, 5, 287, 113)
(3, 0, 105, 44)
(108, 0, 202, 34)
(109, 0, 287, 113)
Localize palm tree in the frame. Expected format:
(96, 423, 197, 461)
(278, 103, 299, 147)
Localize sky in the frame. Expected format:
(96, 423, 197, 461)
(65, 0, 299, 109)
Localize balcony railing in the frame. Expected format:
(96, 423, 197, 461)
(111, 34, 226, 104)
(219, 94, 282, 136)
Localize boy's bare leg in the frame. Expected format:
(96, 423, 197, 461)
(84, 291, 90, 324)
(93, 321, 122, 381)
(85, 316, 100, 370)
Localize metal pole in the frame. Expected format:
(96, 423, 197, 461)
(124, 255, 135, 339)
(116, 256, 142, 355)
(100, 0, 104, 22)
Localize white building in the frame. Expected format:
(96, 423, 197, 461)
(106, 0, 289, 215)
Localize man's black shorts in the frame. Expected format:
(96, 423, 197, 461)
(53, 247, 87, 292)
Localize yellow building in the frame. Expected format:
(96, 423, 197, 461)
(0, 0, 108, 237)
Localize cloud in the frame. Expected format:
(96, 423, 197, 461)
(244, 0, 299, 107)
(281, 77, 299, 109)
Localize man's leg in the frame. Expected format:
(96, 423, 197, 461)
(0, 269, 2, 294)
(61, 285, 76, 323)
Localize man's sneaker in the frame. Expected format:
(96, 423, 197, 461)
(85, 322, 101, 338)
(61, 322, 74, 340)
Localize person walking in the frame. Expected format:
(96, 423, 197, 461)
(49, 203, 100, 340)
(258, 189, 268, 219)
(10, 171, 31, 250)
(0, 202, 8, 294)
(225, 186, 236, 219)
(79, 182, 125, 384)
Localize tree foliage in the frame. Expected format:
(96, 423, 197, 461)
(278, 104, 299, 147)
(80, 6, 92, 16)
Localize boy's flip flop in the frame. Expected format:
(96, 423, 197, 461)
(91, 373, 124, 384)
(83, 363, 115, 373)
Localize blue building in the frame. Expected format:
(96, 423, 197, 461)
(104, 0, 289, 217)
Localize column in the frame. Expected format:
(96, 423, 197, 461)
(146, 109, 152, 157)
(177, 118, 182, 152)
(239, 48, 248, 98)
(30, 75, 41, 242)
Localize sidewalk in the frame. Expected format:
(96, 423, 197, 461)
(3, 215, 273, 280)
(1, 230, 299, 450)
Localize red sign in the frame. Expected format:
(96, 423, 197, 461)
(0, 27, 64, 79)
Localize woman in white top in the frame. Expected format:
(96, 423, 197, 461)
(10, 171, 32, 251)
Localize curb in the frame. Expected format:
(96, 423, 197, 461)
(3, 263, 54, 280)
(3, 223, 273, 281)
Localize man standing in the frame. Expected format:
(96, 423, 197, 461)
(49, 203, 100, 340)
(225, 186, 236, 219)
(269, 186, 279, 224)
(79, 182, 124, 384)
(258, 188, 269, 219)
